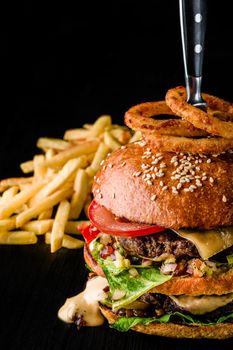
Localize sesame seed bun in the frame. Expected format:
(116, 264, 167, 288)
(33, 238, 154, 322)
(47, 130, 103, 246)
(92, 142, 233, 229)
(99, 304, 233, 339)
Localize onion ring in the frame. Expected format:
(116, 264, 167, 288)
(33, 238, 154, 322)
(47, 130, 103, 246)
(165, 86, 233, 139)
(142, 133, 233, 154)
(124, 101, 208, 137)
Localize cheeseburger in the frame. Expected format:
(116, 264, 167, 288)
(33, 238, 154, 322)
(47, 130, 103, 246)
(59, 89, 233, 339)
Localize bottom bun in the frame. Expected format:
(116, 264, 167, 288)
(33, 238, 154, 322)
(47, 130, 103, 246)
(99, 305, 233, 339)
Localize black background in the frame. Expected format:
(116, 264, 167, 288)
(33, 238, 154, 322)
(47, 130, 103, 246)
(0, 1, 233, 349)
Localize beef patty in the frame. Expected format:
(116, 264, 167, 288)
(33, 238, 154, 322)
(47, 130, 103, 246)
(117, 230, 199, 259)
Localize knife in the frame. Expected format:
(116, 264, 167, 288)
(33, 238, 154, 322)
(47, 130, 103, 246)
(179, 0, 207, 110)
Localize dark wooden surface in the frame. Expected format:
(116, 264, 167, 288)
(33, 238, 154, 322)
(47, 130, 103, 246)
(1, 1, 233, 349)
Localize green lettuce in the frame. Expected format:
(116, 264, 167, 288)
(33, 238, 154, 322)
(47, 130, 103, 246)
(111, 311, 233, 332)
(91, 240, 172, 310)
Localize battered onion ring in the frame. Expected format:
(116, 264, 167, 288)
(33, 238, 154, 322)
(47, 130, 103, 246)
(124, 101, 208, 137)
(142, 133, 233, 154)
(165, 86, 233, 139)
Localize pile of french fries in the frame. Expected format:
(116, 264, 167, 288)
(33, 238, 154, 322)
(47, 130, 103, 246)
(0, 115, 141, 253)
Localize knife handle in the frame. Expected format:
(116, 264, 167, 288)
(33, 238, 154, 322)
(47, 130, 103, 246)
(179, 0, 207, 78)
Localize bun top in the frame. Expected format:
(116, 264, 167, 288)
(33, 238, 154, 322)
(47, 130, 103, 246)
(92, 141, 233, 229)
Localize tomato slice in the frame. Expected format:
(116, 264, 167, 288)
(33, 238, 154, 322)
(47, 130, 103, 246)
(88, 200, 166, 237)
(78, 222, 100, 243)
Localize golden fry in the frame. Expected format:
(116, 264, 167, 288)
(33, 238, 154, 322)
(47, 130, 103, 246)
(50, 200, 70, 253)
(69, 169, 89, 219)
(1, 186, 19, 203)
(22, 219, 53, 235)
(16, 188, 72, 228)
(65, 220, 90, 234)
(86, 142, 110, 177)
(89, 115, 112, 137)
(0, 217, 16, 231)
(38, 208, 53, 220)
(63, 129, 92, 141)
(37, 137, 70, 151)
(30, 156, 86, 206)
(0, 181, 45, 219)
(20, 160, 34, 174)
(0, 231, 37, 245)
(45, 232, 84, 249)
(104, 131, 121, 150)
(33, 155, 46, 180)
(0, 177, 33, 191)
(40, 140, 99, 168)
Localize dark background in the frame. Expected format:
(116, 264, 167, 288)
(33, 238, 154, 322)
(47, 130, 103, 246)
(0, 1, 233, 349)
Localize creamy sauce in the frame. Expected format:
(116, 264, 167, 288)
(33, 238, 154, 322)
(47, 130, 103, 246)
(170, 293, 233, 315)
(58, 276, 108, 326)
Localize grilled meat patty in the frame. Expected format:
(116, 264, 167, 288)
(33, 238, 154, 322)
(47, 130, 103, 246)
(117, 230, 199, 259)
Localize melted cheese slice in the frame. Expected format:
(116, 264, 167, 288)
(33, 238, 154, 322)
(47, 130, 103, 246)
(174, 227, 233, 260)
(170, 293, 233, 315)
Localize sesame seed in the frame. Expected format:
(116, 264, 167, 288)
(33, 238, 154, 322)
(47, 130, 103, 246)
(202, 176, 207, 181)
(207, 158, 212, 163)
(184, 188, 190, 192)
(159, 181, 164, 187)
(162, 186, 168, 191)
(97, 193, 103, 199)
(209, 177, 214, 183)
(96, 178, 100, 184)
(121, 145, 126, 149)
(177, 183, 182, 190)
(150, 194, 157, 201)
(147, 180, 153, 185)
(108, 163, 113, 168)
(96, 189, 100, 193)
(112, 193, 115, 199)
(100, 160, 105, 166)
(222, 195, 227, 202)
(103, 165, 106, 170)
(121, 161, 126, 167)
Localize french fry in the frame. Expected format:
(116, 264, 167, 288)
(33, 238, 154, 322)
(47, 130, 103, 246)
(88, 115, 112, 137)
(40, 140, 99, 168)
(0, 231, 37, 245)
(30, 156, 87, 206)
(129, 130, 142, 143)
(20, 160, 34, 174)
(0, 217, 16, 231)
(85, 142, 110, 177)
(38, 208, 53, 220)
(16, 187, 72, 228)
(104, 130, 121, 151)
(69, 169, 89, 219)
(82, 123, 92, 130)
(110, 127, 131, 144)
(33, 155, 47, 180)
(65, 220, 90, 234)
(0, 181, 45, 219)
(0, 177, 33, 191)
(50, 200, 70, 253)
(63, 129, 92, 141)
(45, 232, 84, 249)
(45, 149, 56, 178)
(1, 186, 19, 203)
(37, 137, 70, 151)
(22, 219, 53, 235)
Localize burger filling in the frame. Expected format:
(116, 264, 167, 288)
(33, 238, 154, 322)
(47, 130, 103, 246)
(87, 231, 233, 331)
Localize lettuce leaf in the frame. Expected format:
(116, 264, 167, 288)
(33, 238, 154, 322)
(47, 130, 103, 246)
(91, 240, 172, 310)
(111, 311, 233, 332)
